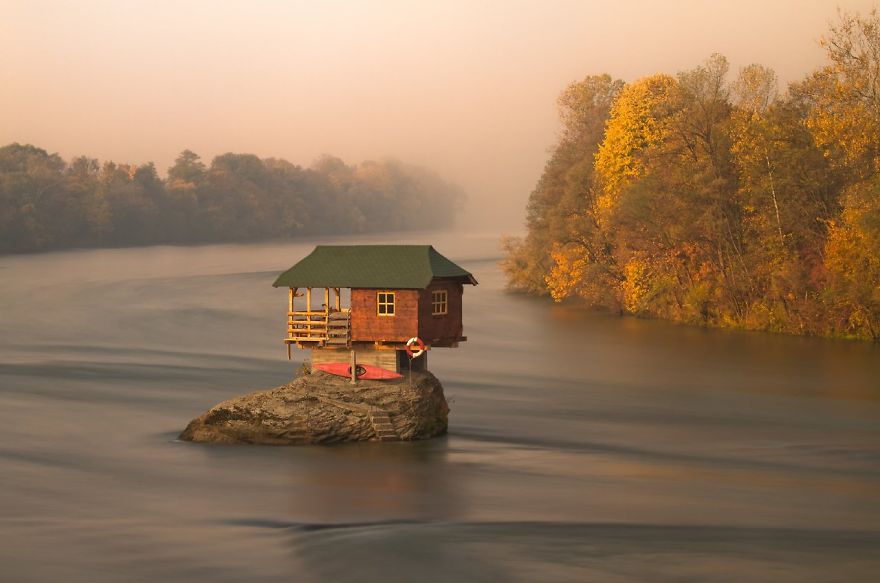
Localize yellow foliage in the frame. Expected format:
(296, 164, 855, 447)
(824, 180, 880, 338)
(804, 77, 879, 169)
(732, 64, 777, 114)
(621, 255, 650, 313)
(594, 74, 678, 200)
(544, 243, 589, 302)
(801, 10, 880, 173)
(500, 12, 880, 342)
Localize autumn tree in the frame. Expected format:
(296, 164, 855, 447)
(825, 177, 880, 339)
(594, 74, 678, 206)
(504, 12, 880, 341)
(502, 74, 623, 295)
(794, 10, 880, 338)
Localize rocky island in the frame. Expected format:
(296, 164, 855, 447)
(180, 244, 474, 446)
(179, 370, 449, 445)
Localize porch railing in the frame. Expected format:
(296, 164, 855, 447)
(286, 308, 351, 346)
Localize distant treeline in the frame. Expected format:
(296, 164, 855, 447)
(503, 11, 880, 341)
(0, 145, 463, 253)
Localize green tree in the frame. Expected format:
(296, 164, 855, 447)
(0, 144, 66, 251)
(167, 149, 205, 187)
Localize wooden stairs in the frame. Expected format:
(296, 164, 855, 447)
(369, 409, 398, 442)
(325, 311, 351, 346)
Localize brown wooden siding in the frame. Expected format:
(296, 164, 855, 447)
(311, 347, 397, 371)
(350, 288, 419, 342)
(311, 347, 427, 374)
(418, 279, 463, 344)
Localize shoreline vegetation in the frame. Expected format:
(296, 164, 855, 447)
(502, 11, 880, 342)
(0, 146, 463, 255)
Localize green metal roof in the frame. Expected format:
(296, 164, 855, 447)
(272, 245, 478, 289)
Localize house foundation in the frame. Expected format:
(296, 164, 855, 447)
(310, 346, 427, 374)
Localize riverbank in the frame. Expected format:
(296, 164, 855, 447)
(505, 290, 880, 344)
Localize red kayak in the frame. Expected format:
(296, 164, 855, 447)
(312, 362, 403, 380)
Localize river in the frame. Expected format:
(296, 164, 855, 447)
(1, 230, 878, 582)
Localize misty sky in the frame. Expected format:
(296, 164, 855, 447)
(2, 0, 876, 230)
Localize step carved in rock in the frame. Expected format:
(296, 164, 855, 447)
(368, 409, 399, 441)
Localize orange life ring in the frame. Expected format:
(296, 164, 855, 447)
(405, 337, 426, 358)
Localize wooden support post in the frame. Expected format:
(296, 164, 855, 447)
(288, 288, 295, 338)
(306, 288, 312, 338)
(287, 288, 296, 355)
(350, 349, 357, 384)
(334, 288, 341, 311)
(323, 288, 330, 347)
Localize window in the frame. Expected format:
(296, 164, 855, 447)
(431, 289, 448, 315)
(377, 291, 395, 316)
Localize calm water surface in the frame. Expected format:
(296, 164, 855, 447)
(1, 231, 878, 582)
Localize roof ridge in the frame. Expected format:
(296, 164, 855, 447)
(313, 244, 433, 249)
(272, 244, 476, 289)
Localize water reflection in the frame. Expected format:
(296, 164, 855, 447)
(285, 440, 462, 523)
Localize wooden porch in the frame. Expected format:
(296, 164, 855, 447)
(285, 287, 351, 352)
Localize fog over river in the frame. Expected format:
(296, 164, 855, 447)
(0, 231, 878, 582)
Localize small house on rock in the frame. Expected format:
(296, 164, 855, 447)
(272, 245, 477, 373)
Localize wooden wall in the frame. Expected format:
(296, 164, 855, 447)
(418, 280, 463, 344)
(350, 288, 419, 342)
(310, 347, 427, 374)
(311, 347, 397, 371)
